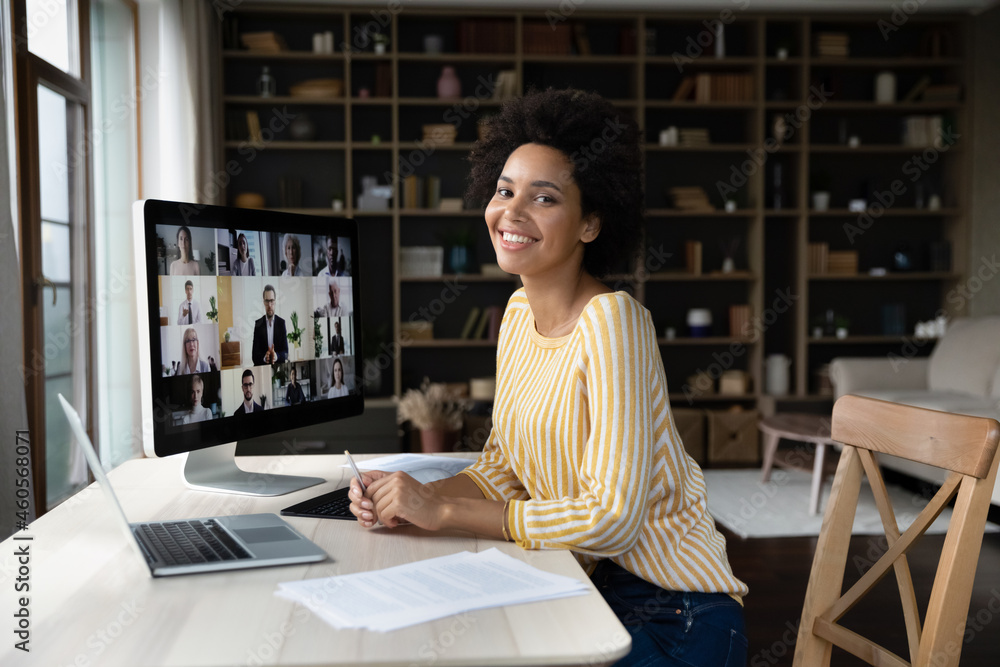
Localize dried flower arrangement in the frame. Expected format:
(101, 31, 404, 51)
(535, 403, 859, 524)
(395, 378, 470, 431)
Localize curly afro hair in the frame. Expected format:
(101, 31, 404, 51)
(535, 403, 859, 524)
(467, 88, 644, 278)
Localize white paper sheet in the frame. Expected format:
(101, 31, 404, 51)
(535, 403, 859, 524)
(275, 548, 589, 632)
(342, 453, 474, 483)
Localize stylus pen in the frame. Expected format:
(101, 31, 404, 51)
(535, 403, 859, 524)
(344, 450, 367, 493)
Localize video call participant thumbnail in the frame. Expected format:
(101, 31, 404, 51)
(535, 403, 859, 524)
(234, 369, 262, 415)
(252, 284, 288, 366)
(178, 280, 201, 324)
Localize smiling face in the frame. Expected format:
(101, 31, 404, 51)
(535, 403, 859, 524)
(485, 143, 600, 281)
(238, 234, 249, 260)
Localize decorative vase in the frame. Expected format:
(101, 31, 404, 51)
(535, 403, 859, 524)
(419, 428, 459, 453)
(812, 191, 830, 211)
(289, 114, 316, 141)
(437, 66, 461, 99)
(446, 245, 475, 274)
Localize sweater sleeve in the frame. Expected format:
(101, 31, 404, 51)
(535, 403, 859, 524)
(508, 295, 655, 557)
(459, 430, 529, 501)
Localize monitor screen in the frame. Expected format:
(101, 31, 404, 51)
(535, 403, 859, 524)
(133, 199, 363, 494)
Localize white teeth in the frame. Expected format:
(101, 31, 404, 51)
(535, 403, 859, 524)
(502, 231, 536, 244)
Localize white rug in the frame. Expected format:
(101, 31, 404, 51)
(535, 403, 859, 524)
(703, 468, 997, 539)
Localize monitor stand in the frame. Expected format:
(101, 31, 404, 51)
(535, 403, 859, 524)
(182, 442, 324, 496)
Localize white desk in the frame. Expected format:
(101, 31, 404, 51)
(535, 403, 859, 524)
(0, 453, 630, 666)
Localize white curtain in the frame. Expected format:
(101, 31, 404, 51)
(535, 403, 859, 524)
(144, 0, 221, 203)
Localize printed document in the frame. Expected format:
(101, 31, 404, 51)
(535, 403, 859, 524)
(275, 548, 589, 631)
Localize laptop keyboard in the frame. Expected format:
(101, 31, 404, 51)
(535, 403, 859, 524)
(281, 486, 354, 520)
(139, 519, 251, 565)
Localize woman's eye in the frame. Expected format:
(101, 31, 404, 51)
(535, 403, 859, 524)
(536, 194, 554, 204)
(497, 187, 512, 197)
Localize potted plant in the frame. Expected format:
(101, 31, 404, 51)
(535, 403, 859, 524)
(395, 378, 471, 453)
(206, 296, 219, 323)
(313, 310, 324, 358)
(286, 311, 305, 359)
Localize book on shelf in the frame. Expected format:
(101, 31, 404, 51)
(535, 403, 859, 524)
(921, 83, 961, 102)
(814, 32, 849, 57)
(685, 240, 703, 276)
(425, 176, 441, 210)
(902, 76, 932, 103)
(808, 243, 829, 275)
(240, 31, 288, 52)
(403, 175, 425, 209)
(375, 62, 392, 98)
(694, 73, 754, 102)
(492, 70, 517, 101)
(670, 187, 714, 212)
(728, 305, 751, 339)
(460, 307, 482, 339)
(458, 19, 515, 54)
(672, 76, 696, 101)
(246, 110, 263, 144)
(472, 307, 493, 340)
(573, 23, 591, 56)
(901, 115, 945, 147)
(827, 250, 858, 275)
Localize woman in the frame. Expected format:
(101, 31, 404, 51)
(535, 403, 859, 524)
(232, 232, 256, 276)
(181, 375, 213, 424)
(281, 234, 303, 277)
(178, 327, 210, 375)
(168, 226, 200, 275)
(326, 357, 349, 398)
(349, 89, 747, 666)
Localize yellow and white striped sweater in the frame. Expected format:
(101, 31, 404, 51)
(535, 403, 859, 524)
(461, 289, 747, 598)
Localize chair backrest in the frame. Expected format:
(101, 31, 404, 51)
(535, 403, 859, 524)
(793, 394, 1000, 667)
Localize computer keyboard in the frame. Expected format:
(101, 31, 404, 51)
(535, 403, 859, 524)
(138, 519, 251, 565)
(281, 486, 355, 520)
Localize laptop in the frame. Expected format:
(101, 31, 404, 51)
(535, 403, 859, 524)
(58, 394, 328, 576)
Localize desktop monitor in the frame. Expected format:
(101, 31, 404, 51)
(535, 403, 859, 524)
(133, 199, 363, 495)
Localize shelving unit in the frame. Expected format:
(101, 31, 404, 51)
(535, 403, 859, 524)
(216, 6, 970, 409)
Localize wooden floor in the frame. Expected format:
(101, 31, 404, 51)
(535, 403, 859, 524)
(722, 525, 1000, 666)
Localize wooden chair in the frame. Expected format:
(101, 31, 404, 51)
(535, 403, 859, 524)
(793, 394, 1000, 667)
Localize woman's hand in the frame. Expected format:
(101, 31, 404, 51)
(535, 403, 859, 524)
(349, 471, 448, 530)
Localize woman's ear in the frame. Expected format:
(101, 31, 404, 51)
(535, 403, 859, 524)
(580, 213, 602, 243)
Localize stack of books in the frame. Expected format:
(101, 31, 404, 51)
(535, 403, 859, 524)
(669, 187, 714, 212)
(901, 115, 945, 148)
(522, 21, 572, 54)
(808, 243, 829, 275)
(921, 84, 961, 102)
(815, 32, 849, 57)
(694, 73, 755, 102)
(679, 128, 711, 147)
(457, 19, 515, 54)
(422, 124, 457, 147)
(240, 31, 287, 52)
(827, 250, 858, 275)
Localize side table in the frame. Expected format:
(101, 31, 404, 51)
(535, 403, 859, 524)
(759, 413, 838, 516)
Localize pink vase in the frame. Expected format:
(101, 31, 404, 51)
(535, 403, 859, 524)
(420, 428, 459, 453)
(437, 66, 461, 99)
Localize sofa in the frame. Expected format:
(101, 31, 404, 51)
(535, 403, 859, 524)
(830, 316, 1000, 506)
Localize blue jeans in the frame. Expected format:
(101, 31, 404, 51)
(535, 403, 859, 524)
(591, 560, 747, 667)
